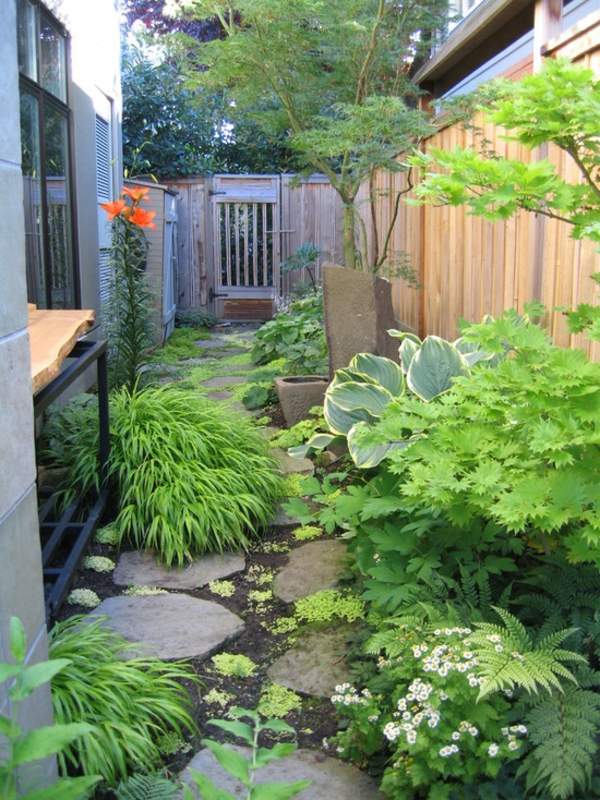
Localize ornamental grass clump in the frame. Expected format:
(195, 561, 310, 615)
(48, 385, 284, 566)
(49, 616, 196, 786)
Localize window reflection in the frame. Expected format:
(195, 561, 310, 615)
(20, 92, 46, 307)
(17, 0, 37, 82)
(44, 106, 74, 308)
(39, 16, 66, 102)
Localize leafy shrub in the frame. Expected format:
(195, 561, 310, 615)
(251, 292, 327, 375)
(294, 589, 364, 625)
(211, 653, 257, 678)
(369, 312, 600, 564)
(270, 406, 325, 449)
(46, 385, 284, 565)
(1, 617, 100, 800)
(175, 308, 218, 329)
(49, 615, 196, 786)
(257, 685, 303, 718)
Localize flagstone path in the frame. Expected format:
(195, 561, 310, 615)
(103, 325, 380, 797)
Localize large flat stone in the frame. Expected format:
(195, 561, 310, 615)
(94, 594, 244, 660)
(113, 551, 245, 590)
(268, 628, 352, 698)
(182, 747, 381, 799)
(273, 540, 347, 603)
(201, 375, 248, 389)
(272, 449, 314, 476)
(206, 390, 233, 400)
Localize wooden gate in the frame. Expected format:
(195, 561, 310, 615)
(211, 175, 280, 320)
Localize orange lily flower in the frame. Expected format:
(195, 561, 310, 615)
(122, 186, 150, 202)
(129, 207, 156, 229)
(101, 199, 126, 220)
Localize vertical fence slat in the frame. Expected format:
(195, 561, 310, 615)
(243, 203, 249, 286)
(224, 203, 231, 287)
(234, 203, 240, 286)
(262, 203, 268, 286)
(252, 202, 258, 287)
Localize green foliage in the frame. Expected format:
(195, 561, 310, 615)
(209, 579, 236, 598)
(368, 312, 600, 564)
(251, 292, 327, 375)
(122, 46, 295, 179)
(241, 382, 276, 410)
(270, 406, 325, 450)
(66, 588, 101, 608)
(293, 524, 323, 541)
(116, 772, 178, 800)
(211, 653, 258, 678)
(103, 213, 154, 391)
(294, 590, 364, 625)
(519, 670, 600, 799)
(83, 555, 115, 573)
(175, 308, 218, 329)
(183, 706, 310, 800)
(281, 243, 320, 293)
(257, 686, 303, 719)
(0, 617, 100, 800)
(174, 0, 445, 269)
(466, 607, 585, 699)
(46, 386, 284, 566)
(334, 618, 523, 799)
(49, 615, 196, 786)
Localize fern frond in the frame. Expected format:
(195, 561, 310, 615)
(468, 608, 583, 698)
(116, 773, 178, 800)
(518, 685, 600, 799)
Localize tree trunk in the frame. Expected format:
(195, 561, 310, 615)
(342, 203, 358, 269)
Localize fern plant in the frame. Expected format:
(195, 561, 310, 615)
(116, 773, 178, 800)
(49, 615, 196, 786)
(518, 669, 600, 799)
(466, 607, 585, 698)
(45, 385, 284, 565)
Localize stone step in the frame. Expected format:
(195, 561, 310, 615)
(267, 627, 353, 698)
(93, 594, 244, 660)
(201, 375, 248, 389)
(273, 540, 347, 603)
(113, 550, 245, 590)
(182, 746, 382, 799)
(272, 448, 314, 476)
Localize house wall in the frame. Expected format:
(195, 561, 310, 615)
(374, 12, 600, 353)
(46, 0, 123, 313)
(0, 0, 56, 790)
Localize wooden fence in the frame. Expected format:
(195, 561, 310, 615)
(369, 13, 600, 358)
(166, 175, 344, 312)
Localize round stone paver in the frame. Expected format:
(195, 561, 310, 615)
(273, 540, 347, 603)
(93, 594, 244, 660)
(201, 375, 248, 389)
(267, 628, 352, 698)
(182, 747, 382, 799)
(113, 550, 245, 590)
(206, 390, 233, 401)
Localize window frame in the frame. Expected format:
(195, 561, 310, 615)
(18, 0, 81, 309)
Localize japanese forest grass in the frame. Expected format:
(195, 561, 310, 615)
(46, 385, 284, 565)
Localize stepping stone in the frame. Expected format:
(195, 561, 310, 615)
(258, 426, 279, 440)
(268, 628, 352, 698)
(201, 375, 247, 389)
(113, 550, 245, 590)
(94, 594, 244, 660)
(207, 390, 233, 401)
(273, 540, 347, 603)
(182, 747, 382, 799)
(195, 337, 235, 350)
(269, 500, 319, 528)
(272, 448, 314, 476)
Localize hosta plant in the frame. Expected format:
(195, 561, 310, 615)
(49, 615, 196, 786)
(295, 329, 497, 467)
(46, 385, 284, 565)
(0, 618, 99, 800)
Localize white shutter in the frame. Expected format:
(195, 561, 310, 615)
(95, 113, 113, 304)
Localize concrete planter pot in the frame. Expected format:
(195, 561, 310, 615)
(322, 263, 412, 375)
(275, 375, 328, 427)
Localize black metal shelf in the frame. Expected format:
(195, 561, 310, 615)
(34, 338, 110, 621)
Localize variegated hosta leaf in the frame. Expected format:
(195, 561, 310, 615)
(348, 353, 404, 396)
(324, 392, 379, 435)
(327, 381, 393, 415)
(332, 368, 379, 386)
(407, 335, 468, 401)
(399, 337, 419, 374)
(347, 422, 391, 469)
(387, 329, 422, 344)
(288, 434, 337, 459)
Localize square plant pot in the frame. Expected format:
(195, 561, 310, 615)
(275, 376, 328, 427)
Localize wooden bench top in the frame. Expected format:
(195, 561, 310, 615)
(28, 305, 96, 394)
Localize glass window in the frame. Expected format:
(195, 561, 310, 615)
(39, 14, 67, 101)
(17, 0, 37, 82)
(44, 106, 74, 308)
(20, 91, 46, 306)
(17, 1, 76, 309)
